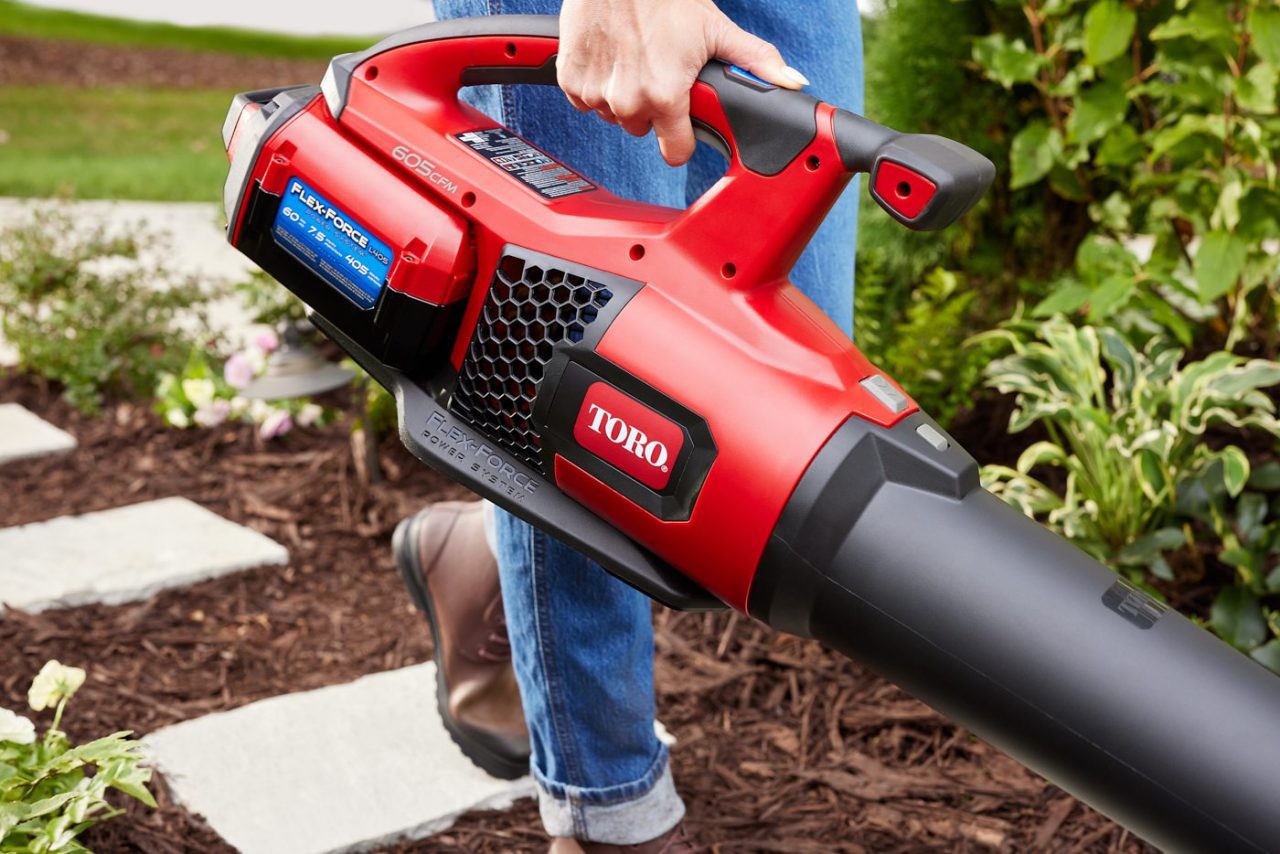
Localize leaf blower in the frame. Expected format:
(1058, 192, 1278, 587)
(221, 15, 1280, 851)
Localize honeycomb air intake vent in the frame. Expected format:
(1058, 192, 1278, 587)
(450, 249, 626, 469)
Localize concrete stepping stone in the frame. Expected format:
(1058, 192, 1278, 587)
(0, 497, 287, 612)
(0, 404, 76, 464)
(146, 663, 535, 854)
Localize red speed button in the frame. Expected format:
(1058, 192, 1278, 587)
(873, 160, 937, 220)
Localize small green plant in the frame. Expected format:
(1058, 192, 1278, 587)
(1176, 461, 1280, 666)
(234, 271, 309, 328)
(0, 211, 209, 413)
(856, 266, 993, 425)
(154, 339, 331, 440)
(1, 661, 154, 852)
(980, 318, 1280, 577)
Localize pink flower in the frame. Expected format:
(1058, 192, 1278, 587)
(254, 329, 280, 353)
(194, 400, 231, 428)
(258, 409, 293, 441)
(223, 352, 254, 389)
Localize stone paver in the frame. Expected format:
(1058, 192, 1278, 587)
(146, 663, 535, 854)
(0, 403, 76, 464)
(0, 497, 287, 612)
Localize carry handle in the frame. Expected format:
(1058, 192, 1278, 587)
(322, 14, 993, 257)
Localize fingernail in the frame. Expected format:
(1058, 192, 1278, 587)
(782, 66, 810, 88)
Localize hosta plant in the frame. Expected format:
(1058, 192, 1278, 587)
(1, 661, 154, 853)
(980, 318, 1280, 579)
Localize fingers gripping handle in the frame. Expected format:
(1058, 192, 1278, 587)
(687, 60, 997, 232)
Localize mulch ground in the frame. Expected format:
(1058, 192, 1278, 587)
(0, 371, 1148, 853)
(0, 35, 327, 90)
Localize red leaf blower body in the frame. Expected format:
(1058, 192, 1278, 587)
(222, 16, 1280, 851)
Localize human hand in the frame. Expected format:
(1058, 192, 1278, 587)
(556, 0, 809, 166)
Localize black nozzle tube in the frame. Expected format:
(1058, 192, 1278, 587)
(751, 413, 1280, 853)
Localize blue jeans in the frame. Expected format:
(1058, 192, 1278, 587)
(437, 0, 863, 842)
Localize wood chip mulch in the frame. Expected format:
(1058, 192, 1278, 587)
(0, 35, 328, 90)
(0, 371, 1146, 852)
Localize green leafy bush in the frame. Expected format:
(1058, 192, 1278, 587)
(1, 661, 154, 852)
(1177, 461, 1280, 664)
(971, 0, 1280, 350)
(855, 266, 993, 424)
(856, 0, 1080, 416)
(0, 211, 209, 413)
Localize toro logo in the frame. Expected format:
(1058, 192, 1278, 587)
(573, 382, 684, 491)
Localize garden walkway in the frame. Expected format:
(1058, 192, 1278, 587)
(0, 410, 538, 851)
(0, 197, 539, 850)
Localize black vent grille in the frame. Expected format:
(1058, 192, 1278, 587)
(451, 253, 615, 469)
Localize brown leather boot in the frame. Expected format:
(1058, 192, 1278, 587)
(392, 500, 530, 779)
(548, 824, 698, 853)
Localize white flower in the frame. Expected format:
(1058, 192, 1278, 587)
(228, 395, 250, 418)
(28, 660, 86, 712)
(245, 346, 269, 375)
(164, 407, 191, 429)
(0, 707, 36, 745)
(181, 378, 216, 408)
(297, 403, 324, 427)
(194, 399, 231, 428)
(258, 409, 293, 441)
(248, 399, 274, 422)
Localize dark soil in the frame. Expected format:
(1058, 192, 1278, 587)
(0, 371, 1147, 852)
(0, 35, 328, 90)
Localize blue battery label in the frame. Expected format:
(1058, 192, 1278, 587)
(272, 178, 393, 310)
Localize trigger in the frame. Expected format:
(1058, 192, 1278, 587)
(692, 120, 732, 161)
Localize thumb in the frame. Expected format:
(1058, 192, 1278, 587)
(712, 23, 810, 90)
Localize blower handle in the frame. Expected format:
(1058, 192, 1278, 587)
(323, 15, 993, 233)
(692, 62, 994, 231)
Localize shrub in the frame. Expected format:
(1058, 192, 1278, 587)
(855, 266, 994, 424)
(0, 211, 209, 413)
(856, 0, 1075, 416)
(980, 318, 1280, 569)
(970, 0, 1280, 351)
(1, 661, 154, 852)
(1179, 462, 1280, 665)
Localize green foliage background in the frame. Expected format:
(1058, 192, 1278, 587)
(859, 0, 1280, 665)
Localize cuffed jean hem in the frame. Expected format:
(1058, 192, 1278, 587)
(533, 747, 685, 844)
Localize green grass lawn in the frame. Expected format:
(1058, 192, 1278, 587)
(0, 87, 234, 202)
(0, 0, 369, 58)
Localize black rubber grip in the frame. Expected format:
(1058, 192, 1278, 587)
(693, 62, 818, 176)
(834, 109, 995, 231)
